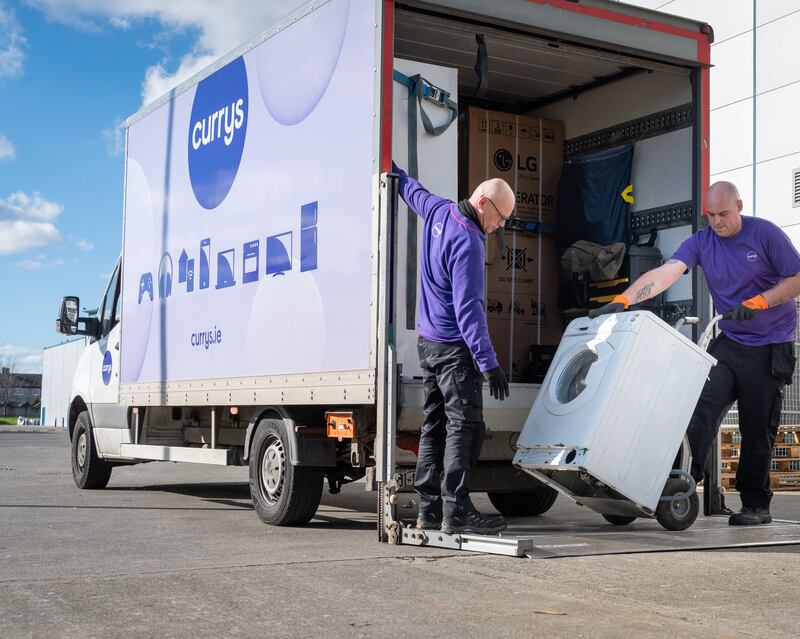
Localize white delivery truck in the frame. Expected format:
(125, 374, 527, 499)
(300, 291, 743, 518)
(55, 0, 717, 542)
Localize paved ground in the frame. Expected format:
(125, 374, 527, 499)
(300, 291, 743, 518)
(1, 427, 799, 638)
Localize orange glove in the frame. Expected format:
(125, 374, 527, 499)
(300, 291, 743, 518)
(742, 294, 769, 310)
(612, 294, 631, 309)
(589, 294, 630, 318)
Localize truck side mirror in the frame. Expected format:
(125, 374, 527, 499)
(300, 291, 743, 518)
(56, 296, 80, 335)
(56, 296, 100, 338)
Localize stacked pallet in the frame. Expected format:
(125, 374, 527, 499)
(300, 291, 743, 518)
(720, 426, 800, 490)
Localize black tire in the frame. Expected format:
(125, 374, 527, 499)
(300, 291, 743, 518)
(71, 411, 112, 489)
(487, 487, 558, 517)
(602, 514, 637, 526)
(249, 418, 324, 526)
(656, 477, 699, 531)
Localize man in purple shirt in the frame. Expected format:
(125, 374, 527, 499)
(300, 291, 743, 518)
(394, 162, 514, 535)
(593, 181, 800, 525)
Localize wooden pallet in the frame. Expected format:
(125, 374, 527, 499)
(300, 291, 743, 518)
(720, 426, 800, 491)
(722, 472, 800, 490)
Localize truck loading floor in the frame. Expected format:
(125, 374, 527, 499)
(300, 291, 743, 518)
(398, 493, 800, 558)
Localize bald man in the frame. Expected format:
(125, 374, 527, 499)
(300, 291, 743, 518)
(593, 181, 800, 525)
(393, 162, 513, 535)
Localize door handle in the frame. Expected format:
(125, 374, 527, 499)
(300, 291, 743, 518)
(115, 343, 120, 350)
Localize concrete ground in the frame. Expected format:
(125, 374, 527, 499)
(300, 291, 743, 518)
(1, 426, 799, 639)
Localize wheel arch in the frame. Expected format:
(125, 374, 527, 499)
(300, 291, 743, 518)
(243, 406, 335, 467)
(68, 396, 90, 441)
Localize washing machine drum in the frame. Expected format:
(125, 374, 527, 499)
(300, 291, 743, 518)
(543, 341, 614, 415)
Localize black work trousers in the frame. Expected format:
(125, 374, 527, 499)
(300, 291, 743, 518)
(414, 337, 486, 519)
(687, 334, 795, 509)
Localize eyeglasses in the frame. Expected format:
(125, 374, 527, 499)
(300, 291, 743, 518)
(485, 197, 513, 223)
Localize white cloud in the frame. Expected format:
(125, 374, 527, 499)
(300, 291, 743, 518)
(15, 256, 68, 269)
(0, 191, 63, 255)
(0, 344, 43, 373)
(101, 119, 125, 157)
(141, 53, 216, 106)
(0, 3, 26, 78)
(25, 0, 307, 105)
(75, 238, 94, 251)
(0, 133, 15, 160)
(0, 220, 61, 255)
(0, 191, 63, 221)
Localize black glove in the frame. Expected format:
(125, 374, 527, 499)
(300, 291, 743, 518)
(483, 366, 509, 401)
(722, 304, 759, 321)
(588, 301, 626, 318)
(588, 294, 630, 319)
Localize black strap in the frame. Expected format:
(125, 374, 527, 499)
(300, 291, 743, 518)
(474, 34, 488, 98)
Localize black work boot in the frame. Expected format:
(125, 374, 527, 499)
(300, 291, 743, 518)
(728, 507, 772, 526)
(415, 510, 443, 530)
(441, 511, 507, 535)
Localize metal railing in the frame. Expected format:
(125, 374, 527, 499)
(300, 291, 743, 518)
(721, 301, 800, 428)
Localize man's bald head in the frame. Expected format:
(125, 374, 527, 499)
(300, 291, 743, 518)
(706, 180, 743, 238)
(707, 181, 740, 207)
(469, 178, 515, 234)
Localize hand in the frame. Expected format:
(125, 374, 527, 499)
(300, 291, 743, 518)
(483, 366, 509, 401)
(589, 294, 630, 318)
(723, 304, 759, 321)
(723, 294, 768, 321)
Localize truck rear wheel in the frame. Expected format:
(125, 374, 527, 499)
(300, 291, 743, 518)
(71, 411, 112, 489)
(249, 418, 323, 526)
(487, 487, 558, 517)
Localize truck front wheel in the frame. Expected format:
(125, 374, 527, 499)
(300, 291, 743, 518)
(487, 487, 558, 517)
(249, 418, 323, 526)
(71, 411, 112, 489)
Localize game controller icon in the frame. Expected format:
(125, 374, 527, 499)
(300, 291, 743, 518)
(138, 272, 153, 304)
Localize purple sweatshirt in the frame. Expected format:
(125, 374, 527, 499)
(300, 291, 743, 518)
(396, 166, 498, 372)
(672, 216, 800, 345)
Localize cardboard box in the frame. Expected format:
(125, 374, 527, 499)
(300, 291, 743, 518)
(486, 233, 562, 379)
(460, 107, 565, 226)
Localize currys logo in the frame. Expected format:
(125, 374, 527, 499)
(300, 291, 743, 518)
(747, 250, 758, 263)
(102, 350, 113, 386)
(188, 56, 248, 210)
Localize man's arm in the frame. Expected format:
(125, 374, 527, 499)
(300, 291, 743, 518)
(450, 247, 498, 374)
(590, 259, 688, 317)
(622, 259, 688, 305)
(761, 272, 800, 307)
(393, 162, 444, 219)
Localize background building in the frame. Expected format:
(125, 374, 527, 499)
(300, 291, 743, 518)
(622, 0, 800, 244)
(0, 369, 42, 419)
(40, 338, 87, 428)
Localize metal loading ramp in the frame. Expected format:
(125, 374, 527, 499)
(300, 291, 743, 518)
(398, 512, 800, 559)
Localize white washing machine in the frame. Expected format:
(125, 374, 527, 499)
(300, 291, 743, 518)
(513, 311, 716, 520)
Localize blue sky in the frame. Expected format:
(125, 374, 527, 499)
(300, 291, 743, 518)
(0, 0, 306, 372)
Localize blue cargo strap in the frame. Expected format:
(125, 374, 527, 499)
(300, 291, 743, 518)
(394, 70, 458, 329)
(504, 218, 556, 236)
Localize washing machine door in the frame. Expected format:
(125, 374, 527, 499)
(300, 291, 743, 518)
(542, 340, 614, 415)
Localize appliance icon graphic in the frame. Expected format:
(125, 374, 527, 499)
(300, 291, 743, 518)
(199, 238, 210, 289)
(300, 201, 318, 272)
(186, 258, 195, 293)
(158, 252, 173, 299)
(178, 249, 189, 283)
(243, 240, 259, 284)
(138, 273, 153, 304)
(216, 248, 236, 289)
(266, 231, 292, 277)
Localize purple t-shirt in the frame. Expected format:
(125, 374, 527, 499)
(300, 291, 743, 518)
(671, 216, 800, 345)
(396, 166, 498, 372)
